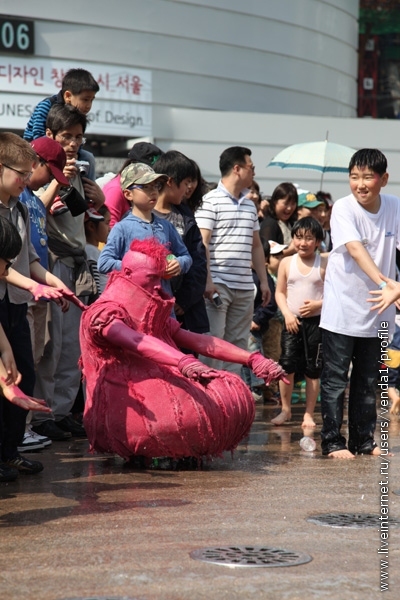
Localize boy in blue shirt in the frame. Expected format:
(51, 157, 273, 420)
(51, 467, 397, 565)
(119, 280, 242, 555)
(24, 68, 99, 181)
(98, 163, 192, 299)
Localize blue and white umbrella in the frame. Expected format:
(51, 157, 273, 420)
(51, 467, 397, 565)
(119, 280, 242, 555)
(267, 140, 356, 174)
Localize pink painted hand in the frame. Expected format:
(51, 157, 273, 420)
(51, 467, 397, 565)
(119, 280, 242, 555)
(1, 380, 51, 412)
(29, 283, 63, 302)
(247, 351, 289, 385)
(178, 354, 222, 382)
(60, 288, 87, 311)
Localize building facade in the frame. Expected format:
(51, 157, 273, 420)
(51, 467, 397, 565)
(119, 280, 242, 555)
(2, 1, 400, 199)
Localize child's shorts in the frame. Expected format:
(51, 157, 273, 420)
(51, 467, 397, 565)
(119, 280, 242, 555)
(279, 315, 322, 379)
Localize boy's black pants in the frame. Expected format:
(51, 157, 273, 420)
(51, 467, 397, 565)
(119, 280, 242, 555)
(320, 329, 380, 455)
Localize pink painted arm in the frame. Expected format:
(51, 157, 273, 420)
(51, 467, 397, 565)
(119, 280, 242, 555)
(102, 320, 288, 384)
(102, 320, 222, 381)
(174, 329, 289, 384)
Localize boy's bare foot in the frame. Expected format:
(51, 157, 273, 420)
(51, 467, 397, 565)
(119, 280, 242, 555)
(370, 446, 382, 456)
(302, 414, 316, 428)
(328, 449, 355, 459)
(390, 397, 400, 415)
(271, 410, 291, 425)
(366, 446, 393, 457)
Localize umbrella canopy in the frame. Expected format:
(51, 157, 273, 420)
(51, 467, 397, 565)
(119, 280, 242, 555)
(267, 140, 357, 174)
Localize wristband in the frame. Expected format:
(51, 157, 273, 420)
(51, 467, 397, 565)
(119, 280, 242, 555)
(379, 282, 387, 289)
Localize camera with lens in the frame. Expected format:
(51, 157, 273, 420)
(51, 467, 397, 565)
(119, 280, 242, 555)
(75, 160, 90, 177)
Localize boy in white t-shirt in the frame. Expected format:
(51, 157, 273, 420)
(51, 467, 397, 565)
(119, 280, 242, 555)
(320, 149, 400, 459)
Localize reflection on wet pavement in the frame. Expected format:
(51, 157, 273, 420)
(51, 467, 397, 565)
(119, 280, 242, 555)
(1, 402, 399, 599)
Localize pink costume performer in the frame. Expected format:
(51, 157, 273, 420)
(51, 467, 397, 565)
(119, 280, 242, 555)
(80, 238, 287, 461)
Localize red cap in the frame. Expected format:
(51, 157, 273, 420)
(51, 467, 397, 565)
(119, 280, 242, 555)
(30, 137, 70, 186)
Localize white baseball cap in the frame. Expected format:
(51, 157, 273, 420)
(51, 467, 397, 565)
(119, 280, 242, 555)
(268, 240, 287, 255)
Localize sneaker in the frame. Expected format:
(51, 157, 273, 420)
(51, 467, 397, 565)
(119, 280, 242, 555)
(26, 426, 52, 448)
(6, 454, 43, 474)
(17, 431, 45, 453)
(251, 388, 264, 402)
(0, 463, 19, 482)
(49, 198, 69, 216)
(57, 415, 86, 438)
(32, 420, 72, 441)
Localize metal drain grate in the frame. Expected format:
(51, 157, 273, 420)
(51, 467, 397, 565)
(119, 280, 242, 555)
(307, 513, 400, 529)
(190, 545, 312, 568)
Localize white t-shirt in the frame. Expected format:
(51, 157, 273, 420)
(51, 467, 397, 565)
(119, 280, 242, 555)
(320, 193, 400, 337)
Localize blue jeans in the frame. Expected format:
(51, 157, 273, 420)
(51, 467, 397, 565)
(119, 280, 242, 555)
(320, 329, 380, 455)
(242, 330, 264, 389)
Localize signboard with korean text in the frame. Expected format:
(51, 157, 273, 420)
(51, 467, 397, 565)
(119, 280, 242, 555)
(0, 57, 152, 136)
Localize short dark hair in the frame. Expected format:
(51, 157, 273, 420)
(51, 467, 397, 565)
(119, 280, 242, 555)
(46, 104, 87, 136)
(153, 150, 196, 185)
(292, 217, 324, 242)
(348, 149, 387, 176)
(267, 182, 298, 225)
(61, 68, 99, 95)
(219, 146, 251, 177)
(0, 215, 22, 259)
(185, 158, 207, 213)
(315, 190, 333, 210)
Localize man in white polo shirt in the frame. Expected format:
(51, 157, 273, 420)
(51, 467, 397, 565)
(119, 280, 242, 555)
(196, 146, 270, 374)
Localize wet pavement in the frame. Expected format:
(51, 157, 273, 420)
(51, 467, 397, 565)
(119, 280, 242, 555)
(1, 401, 399, 600)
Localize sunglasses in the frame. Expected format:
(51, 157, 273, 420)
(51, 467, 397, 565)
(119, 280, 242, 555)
(128, 182, 164, 193)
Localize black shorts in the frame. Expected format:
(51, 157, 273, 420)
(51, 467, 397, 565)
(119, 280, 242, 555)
(279, 315, 323, 379)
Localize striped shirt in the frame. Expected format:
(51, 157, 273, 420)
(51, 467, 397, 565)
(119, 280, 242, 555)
(195, 181, 259, 290)
(24, 94, 59, 140)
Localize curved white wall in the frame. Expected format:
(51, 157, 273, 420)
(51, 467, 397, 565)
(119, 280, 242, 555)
(5, 0, 359, 117)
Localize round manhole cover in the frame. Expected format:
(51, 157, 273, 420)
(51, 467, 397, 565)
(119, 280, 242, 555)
(190, 545, 312, 568)
(307, 513, 400, 529)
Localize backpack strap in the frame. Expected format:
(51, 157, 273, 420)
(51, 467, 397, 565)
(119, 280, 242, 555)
(15, 201, 29, 224)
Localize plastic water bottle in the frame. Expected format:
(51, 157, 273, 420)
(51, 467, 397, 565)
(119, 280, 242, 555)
(299, 436, 316, 452)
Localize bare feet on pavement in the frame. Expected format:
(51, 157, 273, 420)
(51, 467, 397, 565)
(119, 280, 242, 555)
(271, 410, 291, 425)
(368, 446, 394, 457)
(328, 449, 355, 459)
(302, 413, 316, 428)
